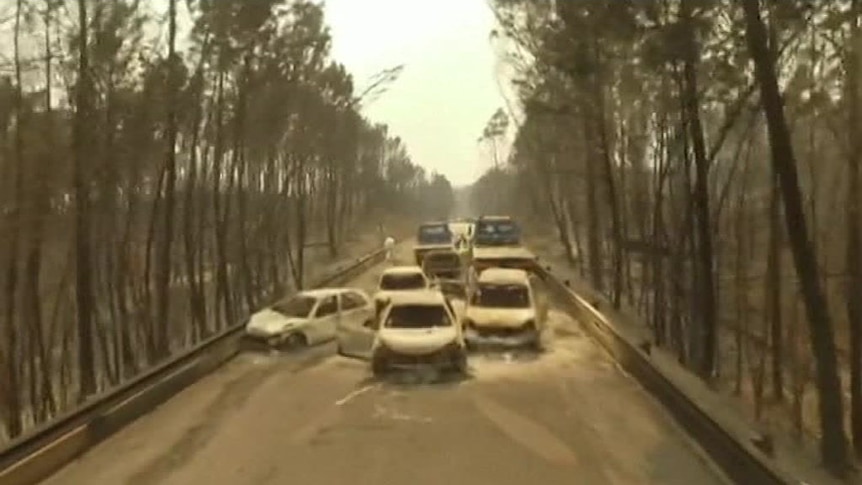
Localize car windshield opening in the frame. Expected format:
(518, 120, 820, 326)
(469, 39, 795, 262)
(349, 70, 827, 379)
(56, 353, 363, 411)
(474, 222, 519, 246)
(439, 282, 466, 299)
(478, 222, 515, 234)
(380, 273, 426, 290)
(271, 295, 316, 318)
(385, 304, 451, 328)
(421, 225, 448, 236)
(419, 225, 451, 243)
(426, 254, 459, 266)
(471, 284, 530, 309)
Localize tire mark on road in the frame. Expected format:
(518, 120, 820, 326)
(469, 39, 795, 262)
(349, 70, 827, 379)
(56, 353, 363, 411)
(126, 347, 333, 485)
(289, 405, 344, 446)
(471, 393, 579, 466)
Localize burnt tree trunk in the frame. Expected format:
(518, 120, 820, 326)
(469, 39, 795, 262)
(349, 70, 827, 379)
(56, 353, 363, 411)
(766, 174, 784, 402)
(681, 0, 718, 378)
(581, 106, 605, 293)
(591, 41, 624, 309)
(154, 0, 180, 359)
(845, 0, 862, 457)
(741, 0, 849, 473)
(74, 0, 97, 401)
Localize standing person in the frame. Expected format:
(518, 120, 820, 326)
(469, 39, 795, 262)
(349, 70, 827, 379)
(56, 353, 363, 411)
(384, 235, 395, 262)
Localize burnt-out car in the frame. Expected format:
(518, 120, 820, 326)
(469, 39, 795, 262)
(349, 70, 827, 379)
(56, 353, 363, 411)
(372, 266, 431, 319)
(435, 278, 467, 300)
(462, 267, 548, 349)
(414, 222, 454, 265)
(421, 248, 463, 281)
(471, 216, 537, 273)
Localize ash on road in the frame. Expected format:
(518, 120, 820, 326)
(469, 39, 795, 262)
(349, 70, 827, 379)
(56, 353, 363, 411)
(42, 243, 726, 485)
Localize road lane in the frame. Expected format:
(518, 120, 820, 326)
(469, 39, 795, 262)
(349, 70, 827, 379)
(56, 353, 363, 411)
(42, 249, 727, 485)
(40, 241, 414, 485)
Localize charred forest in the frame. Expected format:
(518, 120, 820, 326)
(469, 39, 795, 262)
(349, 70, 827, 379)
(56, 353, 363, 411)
(473, 0, 862, 476)
(0, 0, 455, 446)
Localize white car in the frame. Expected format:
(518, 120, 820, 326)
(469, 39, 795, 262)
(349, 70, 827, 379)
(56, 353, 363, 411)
(373, 266, 430, 315)
(462, 268, 547, 349)
(245, 288, 374, 348)
(337, 290, 467, 376)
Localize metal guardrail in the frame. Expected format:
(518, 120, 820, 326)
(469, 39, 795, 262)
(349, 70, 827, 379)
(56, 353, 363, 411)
(0, 247, 387, 485)
(534, 262, 794, 485)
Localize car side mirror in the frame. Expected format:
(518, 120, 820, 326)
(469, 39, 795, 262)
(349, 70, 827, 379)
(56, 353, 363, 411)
(363, 318, 377, 330)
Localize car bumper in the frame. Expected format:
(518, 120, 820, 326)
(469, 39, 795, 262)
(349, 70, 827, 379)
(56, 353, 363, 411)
(427, 269, 461, 279)
(373, 347, 465, 372)
(435, 280, 466, 298)
(464, 325, 540, 347)
(241, 332, 282, 349)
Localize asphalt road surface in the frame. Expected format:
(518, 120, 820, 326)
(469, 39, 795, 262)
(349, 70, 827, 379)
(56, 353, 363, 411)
(42, 243, 726, 485)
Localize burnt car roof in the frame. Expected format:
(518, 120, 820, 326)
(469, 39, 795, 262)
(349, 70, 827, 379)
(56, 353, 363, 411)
(424, 248, 458, 256)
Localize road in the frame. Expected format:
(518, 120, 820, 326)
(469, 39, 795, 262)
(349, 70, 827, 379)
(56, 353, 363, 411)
(41, 243, 726, 485)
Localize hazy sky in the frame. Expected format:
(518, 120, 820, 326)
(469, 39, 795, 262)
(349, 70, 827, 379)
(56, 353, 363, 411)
(323, 0, 508, 186)
(0, 0, 509, 186)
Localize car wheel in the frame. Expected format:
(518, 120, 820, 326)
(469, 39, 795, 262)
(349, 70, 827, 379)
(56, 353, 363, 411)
(285, 332, 307, 349)
(464, 338, 475, 352)
(265, 335, 282, 348)
(372, 358, 387, 377)
(527, 333, 542, 352)
(452, 353, 468, 374)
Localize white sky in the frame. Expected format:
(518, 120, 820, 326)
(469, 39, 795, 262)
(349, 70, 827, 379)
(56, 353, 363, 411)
(323, 0, 508, 186)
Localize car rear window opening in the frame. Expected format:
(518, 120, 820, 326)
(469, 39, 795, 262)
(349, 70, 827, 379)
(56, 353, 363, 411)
(385, 304, 451, 328)
(380, 274, 426, 290)
(472, 284, 530, 309)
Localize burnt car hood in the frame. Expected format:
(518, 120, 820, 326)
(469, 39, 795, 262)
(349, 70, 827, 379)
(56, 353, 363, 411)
(472, 246, 535, 260)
